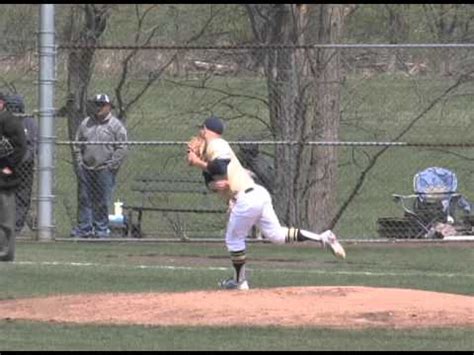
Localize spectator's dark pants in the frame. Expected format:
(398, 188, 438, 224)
(15, 161, 34, 233)
(74, 166, 116, 237)
(0, 190, 16, 257)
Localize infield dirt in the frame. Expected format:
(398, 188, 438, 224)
(1, 286, 473, 329)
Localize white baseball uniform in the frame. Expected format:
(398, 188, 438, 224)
(204, 137, 290, 252)
(198, 135, 345, 288)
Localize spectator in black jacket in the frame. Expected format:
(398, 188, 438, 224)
(0, 92, 27, 261)
(6, 94, 38, 233)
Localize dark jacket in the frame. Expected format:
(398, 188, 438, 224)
(20, 115, 38, 164)
(0, 109, 27, 189)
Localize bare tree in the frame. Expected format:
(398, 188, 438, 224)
(114, 5, 221, 121)
(58, 4, 221, 131)
(59, 4, 111, 141)
(305, 5, 346, 231)
(244, 4, 346, 230)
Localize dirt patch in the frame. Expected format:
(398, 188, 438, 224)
(1, 286, 473, 329)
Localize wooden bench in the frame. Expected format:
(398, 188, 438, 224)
(122, 175, 227, 238)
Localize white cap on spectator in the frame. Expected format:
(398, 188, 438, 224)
(93, 93, 114, 108)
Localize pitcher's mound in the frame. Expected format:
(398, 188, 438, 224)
(1, 286, 473, 329)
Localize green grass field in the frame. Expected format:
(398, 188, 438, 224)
(1, 241, 473, 351)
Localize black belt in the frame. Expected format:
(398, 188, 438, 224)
(244, 187, 254, 193)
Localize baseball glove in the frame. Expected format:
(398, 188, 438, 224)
(0, 136, 14, 158)
(187, 136, 206, 159)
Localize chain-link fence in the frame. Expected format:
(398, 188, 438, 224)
(2, 4, 474, 242)
(49, 44, 474, 241)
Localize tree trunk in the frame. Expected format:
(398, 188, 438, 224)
(301, 5, 344, 231)
(245, 4, 345, 230)
(266, 6, 302, 225)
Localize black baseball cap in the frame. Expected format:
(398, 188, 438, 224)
(200, 116, 224, 135)
(6, 94, 25, 113)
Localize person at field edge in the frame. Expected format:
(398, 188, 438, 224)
(187, 115, 346, 290)
(6, 94, 38, 234)
(70, 94, 128, 239)
(0, 92, 27, 261)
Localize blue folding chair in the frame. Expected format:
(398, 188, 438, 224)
(377, 167, 472, 239)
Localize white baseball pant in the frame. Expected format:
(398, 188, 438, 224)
(225, 184, 288, 252)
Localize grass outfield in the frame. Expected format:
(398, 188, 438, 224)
(1, 322, 472, 351)
(0, 241, 473, 351)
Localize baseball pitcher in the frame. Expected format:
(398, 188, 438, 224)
(187, 116, 346, 290)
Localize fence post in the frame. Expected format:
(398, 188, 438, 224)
(37, 4, 56, 241)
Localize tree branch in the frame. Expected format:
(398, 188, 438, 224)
(329, 72, 473, 229)
(115, 4, 222, 120)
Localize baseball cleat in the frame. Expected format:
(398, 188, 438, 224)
(320, 230, 346, 260)
(219, 278, 250, 290)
